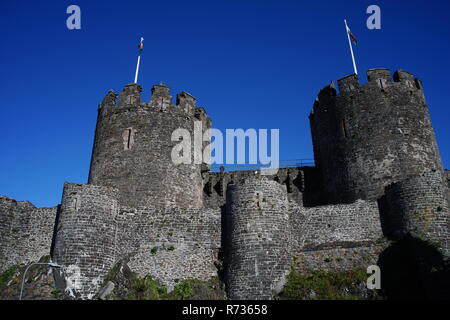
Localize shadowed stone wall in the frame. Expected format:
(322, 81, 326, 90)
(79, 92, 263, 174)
(382, 169, 450, 257)
(310, 69, 444, 203)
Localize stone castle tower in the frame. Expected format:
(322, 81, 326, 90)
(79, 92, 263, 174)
(1, 69, 449, 300)
(88, 83, 211, 208)
(310, 69, 445, 203)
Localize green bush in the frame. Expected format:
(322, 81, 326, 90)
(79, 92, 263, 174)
(0, 266, 18, 288)
(129, 275, 168, 300)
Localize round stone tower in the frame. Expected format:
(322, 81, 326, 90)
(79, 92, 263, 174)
(383, 169, 450, 257)
(53, 183, 119, 299)
(309, 69, 445, 203)
(226, 175, 291, 300)
(88, 83, 211, 208)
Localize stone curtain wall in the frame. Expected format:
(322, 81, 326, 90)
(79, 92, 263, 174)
(226, 176, 292, 300)
(289, 200, 383, 253)
(310, 69, 444, 203)
(88, 83, 210, 209)
(0, 197, 57, 272)
(383, 170, 450, 257)
(292, 243, 388, 274)
(53, 183, 119, 299)
(115, 205, 221, 290)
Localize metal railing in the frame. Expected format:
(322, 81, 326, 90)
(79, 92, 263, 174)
(210, 159, 315, 172)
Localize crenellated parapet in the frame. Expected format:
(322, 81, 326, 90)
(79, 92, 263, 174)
(97, 82, 209, 120)
(309, 69, 444, 203)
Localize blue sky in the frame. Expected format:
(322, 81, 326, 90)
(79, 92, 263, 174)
(1, 0, 449, 207)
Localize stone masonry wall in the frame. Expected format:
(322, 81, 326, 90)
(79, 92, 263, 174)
(88, 83, 210, 209)
(310, 69, 444, 203)
(0, 197, 57, 272)
(52, 183, 119, 299)
(382, 169, 450, 257)
(226, 176, 291, 300)
(115, 205, 221, 291)
(292, 242, 389, 274)
(289, 199, 384, 253)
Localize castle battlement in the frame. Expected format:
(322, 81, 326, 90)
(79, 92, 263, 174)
(336, 69, 423, 95)
(309, 68, 442, 203)
(311, 69, 424, 117)
(98, 83, 209, 120)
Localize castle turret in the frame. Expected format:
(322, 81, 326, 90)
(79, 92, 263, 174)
(226, 175, 291, 299)
(382, 169, 450, 257)
(53, 183, 119, 299)
(309, 69, 445, 203)
(88, 83, 211, 208)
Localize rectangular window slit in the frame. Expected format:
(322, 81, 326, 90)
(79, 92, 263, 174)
(342, 119, 348, 138)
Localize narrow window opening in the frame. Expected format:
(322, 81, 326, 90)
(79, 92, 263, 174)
(126, 129, 132, 149)
(123, 128, 134, 150)
(414, 79, 421, 90)
(342, 119, 349, 138)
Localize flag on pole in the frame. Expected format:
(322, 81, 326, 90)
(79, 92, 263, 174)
(344, 20, 358, 75)
(138, 37, 144, 52)
(346, 25, 358, 46)
(135, 37, 144, 83)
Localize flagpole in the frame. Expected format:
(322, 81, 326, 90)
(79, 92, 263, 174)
(344, 19, 358, 75)
(134, 37, 144, 84)
(134, 54, 141, 83)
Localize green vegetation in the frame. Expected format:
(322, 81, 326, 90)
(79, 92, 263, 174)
(128, 275, 168, 300)
(126, 276, 224, 300)
(0, 266, 18, 288)
(279, 268, 369, 300)
(51, 289, 62, 298)
(151, 247, 158, 255)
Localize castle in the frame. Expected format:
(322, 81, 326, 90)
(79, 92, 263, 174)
(0, 68, 449, 299)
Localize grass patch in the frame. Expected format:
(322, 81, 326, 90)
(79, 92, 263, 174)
(279, 268, 368, 300)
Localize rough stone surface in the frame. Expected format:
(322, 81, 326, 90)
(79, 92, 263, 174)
(381, 169, 450, 257)
(115, 205, 221, 291)
(88, 83, 211, 208)
(310, 69, 444, 203)
(0, 197, 56, 273)
(290, 200, 384, 252)
(52, 183, 119, 299)
(292, 242, 389, 274)
(226, 176, 291, 300)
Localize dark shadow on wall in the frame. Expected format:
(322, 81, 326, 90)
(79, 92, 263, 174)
(377, 236, 450, 300)
(49, 204, 61, 259)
